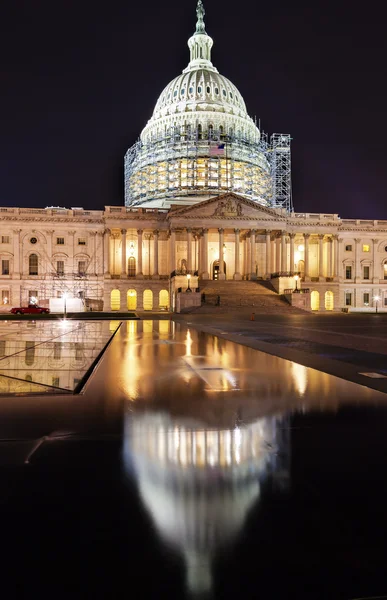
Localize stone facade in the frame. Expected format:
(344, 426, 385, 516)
(1, 193, 387, 313)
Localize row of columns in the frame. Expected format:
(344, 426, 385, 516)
(108, 228, 383, 281)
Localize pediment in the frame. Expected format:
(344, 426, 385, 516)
(168, 193, 286, 221)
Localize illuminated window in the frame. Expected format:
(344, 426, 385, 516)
(143, 289, 153, 311)
(110, 289, 120, 311)
(56, 237, 64, 245)
(384, 262, 387, 280)
(363, 266, 370, 279)
(127, 289, 137, 310)
(128, 256, 136, 277)
(325, 291, 334, 311)
(311, 290, 320, 311)
(29, 254, 38, 275)
(345, 245, 352, 251)
(159, 289, 169, 310)
(362, 244, 370, 252)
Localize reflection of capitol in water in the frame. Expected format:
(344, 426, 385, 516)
(124, 412, 289, 598)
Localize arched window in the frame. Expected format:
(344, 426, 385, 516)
(29, 254, 38, 275)
(180, 259, 187, 274)
(159, 290, 169, 310)
(219, 125, 224, 140)
(143, 289, 153, 311)
(325, 291, 334, 311)
(198, 124, 203, 140)
(311, 291, 320, 311)
(127, 289, 137, 310)
(128, 256, 136, 277)
(110, 289, 120, 311)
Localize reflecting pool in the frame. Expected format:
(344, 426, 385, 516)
(0, 320, 387, 600)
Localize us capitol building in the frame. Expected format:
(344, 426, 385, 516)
(1, 1, 387, 314)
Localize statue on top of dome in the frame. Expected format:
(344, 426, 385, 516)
(195, 0, 206, 35)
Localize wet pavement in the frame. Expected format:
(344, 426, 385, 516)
(1, 320, 387, 599)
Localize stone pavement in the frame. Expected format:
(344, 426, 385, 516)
(173, 311, 387, 394)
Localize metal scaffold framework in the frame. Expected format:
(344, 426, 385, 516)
(124, 127, 293, 213)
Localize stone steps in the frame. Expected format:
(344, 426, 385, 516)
(195, 279, 305, 313)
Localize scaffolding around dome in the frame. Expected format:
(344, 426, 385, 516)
(124, 128, 293, 212)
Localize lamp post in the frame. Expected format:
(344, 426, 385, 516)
(374, 294, 380, 314)
(186, 273, 192, 293)
(294, 274, 299, 292)
(63, 292, 68, 318)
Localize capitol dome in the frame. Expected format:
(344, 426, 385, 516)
(124, 0, 286, 210)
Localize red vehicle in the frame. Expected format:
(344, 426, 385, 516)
(10, 304, 50, 315)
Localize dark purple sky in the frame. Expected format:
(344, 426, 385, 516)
(1, 0, 386, 218)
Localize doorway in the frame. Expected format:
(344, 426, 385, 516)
(212, 260, 226, 280)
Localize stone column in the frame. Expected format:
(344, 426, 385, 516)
(328, 237, 333, 278)
(332, 235, 339, 279)
(354, 238, 360, 282)
(201, 229, 209, 279)
(265, 230, 271, 279)
(69, 230, 76, 276)
(90, 232, 97, 274)
(289, 233, 295, 272)
(250, 229, 256, 279)
(304, 234, 310, 280)
(46, 230, 53, 273)
(372, 238, 379, 283)
(153, 230, 159, 278)
(336, 237, 343, 280)
(187, 228, 192, 272)
(169, 229, 176, 274)
(218, 228, 225, 280)
(234, 229, 241, 280)
(96, 232, 104, 275)
(281, 231, 287, 272)
(136, 229, 143, 278)
(103, 229, 110, 276)
(13, 229, 21, 278)
(121, 229, 127, 277)
(318, 234, 324, 279)
(276, 235, 281, 272)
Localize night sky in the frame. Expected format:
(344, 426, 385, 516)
(1, 0, 386, 218)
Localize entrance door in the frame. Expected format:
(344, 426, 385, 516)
(212, 261, 226, 280)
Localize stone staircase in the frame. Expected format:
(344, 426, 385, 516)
(192, 279, 305, 314)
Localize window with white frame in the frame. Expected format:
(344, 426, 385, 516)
(78, 261, 86, 276)
(1, 260, 9, 275)
(56, 260, 64, 275)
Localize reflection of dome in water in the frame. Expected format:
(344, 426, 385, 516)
(124, 412, 289, 597)
(124, 0, 277, 210)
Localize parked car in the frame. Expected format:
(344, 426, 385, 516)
(10, 304, 50, 315)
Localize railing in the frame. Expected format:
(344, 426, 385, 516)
(170, 270, 198, 277)
(271, 271, 301, 279)
(284, 288, 310, 294)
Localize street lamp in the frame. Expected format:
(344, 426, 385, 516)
(374, 294, 380, 314)
(186, 273, 192, 293)
(294, 274, 299, 292)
